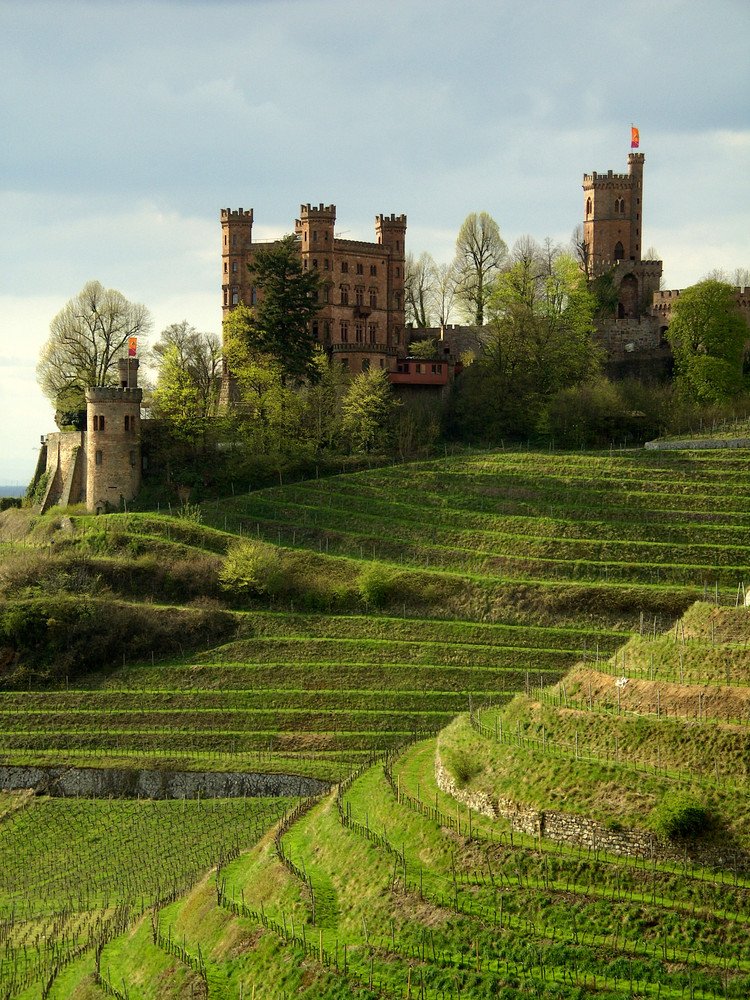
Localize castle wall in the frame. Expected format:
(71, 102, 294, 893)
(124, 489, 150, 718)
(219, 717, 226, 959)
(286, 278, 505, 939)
(42, 431, 86, 511)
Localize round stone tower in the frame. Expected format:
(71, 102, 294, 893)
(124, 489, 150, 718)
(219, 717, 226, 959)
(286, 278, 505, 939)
(85, 358, 142, 513)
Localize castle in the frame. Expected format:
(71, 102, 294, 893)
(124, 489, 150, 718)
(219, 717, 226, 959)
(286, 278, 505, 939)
(36, 358, 143, 514)
(221, 204, 456, 393)
(582, 152, 750, 376)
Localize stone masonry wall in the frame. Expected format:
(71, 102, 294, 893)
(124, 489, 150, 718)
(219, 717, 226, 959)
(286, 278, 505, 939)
(0, 765, 330, 800)
(435, 749, 750, 872)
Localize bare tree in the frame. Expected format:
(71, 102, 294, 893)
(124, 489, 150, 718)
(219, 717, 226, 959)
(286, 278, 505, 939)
(404, 252, 435, 328)
(431, 259, 459, 326)
(37, 280, 152, 411)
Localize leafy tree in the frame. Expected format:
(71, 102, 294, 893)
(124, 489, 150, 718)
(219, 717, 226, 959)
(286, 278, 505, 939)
(341, 368, 400, 453)
(408, 337, 439, 359)
(37, 280, 152, 412)
(665, 279, 748, 404)
(226, 234, 322, 385)
(300, 352, 348, 450)
(453, 212, 508, 325)
(150, 322, 221, 452)
(450, 251, 600, 440)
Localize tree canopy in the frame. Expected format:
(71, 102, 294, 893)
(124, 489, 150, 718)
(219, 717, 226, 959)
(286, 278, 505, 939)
(454, 212, 507, 325)
(37, 280, 152, 412)
(150, 322, 222, 452)
(665, 280, 749, 404)
(224, 234, 323, 385)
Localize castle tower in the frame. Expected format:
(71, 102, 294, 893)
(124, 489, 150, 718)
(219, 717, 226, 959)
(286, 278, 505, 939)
(221, 207, 254, 315)
(375, 213, 407, 348)
(295, 203, 337, 255)
(85, 358, 142, 513)
(583, 152, 645, 275)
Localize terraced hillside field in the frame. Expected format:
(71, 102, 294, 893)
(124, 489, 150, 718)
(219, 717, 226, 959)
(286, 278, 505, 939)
(2, 445, 750, 997)
(205, 448, 750, 588)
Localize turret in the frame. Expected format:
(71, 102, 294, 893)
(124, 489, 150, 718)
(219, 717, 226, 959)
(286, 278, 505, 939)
(221, 207, 253, 314)
(85, 359, 142, 513)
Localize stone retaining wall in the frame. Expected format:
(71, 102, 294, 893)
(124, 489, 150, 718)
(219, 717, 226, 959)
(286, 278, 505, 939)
(645, 438, 750, 451)
(0, 765, 330, 800)
(435, 750, 750, 871)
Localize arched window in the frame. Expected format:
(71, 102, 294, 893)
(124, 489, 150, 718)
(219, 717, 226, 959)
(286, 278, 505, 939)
(614, 241, 624, 261)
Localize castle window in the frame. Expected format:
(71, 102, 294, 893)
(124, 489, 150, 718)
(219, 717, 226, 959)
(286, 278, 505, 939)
(223, 290, 228, 306)
(356, 263, 363, 275)
(586, 197, 592, 217)
(312, 320, 319, 339)
(324, 259, 329, 270)
(322, 285, 329, 303)
(416, 363, 423, 374)
(94, 415, 105, 431)
(224, 262, 228, 273)
(312, 259, 318, 269)
(355, 323, 363, 342)
(324, 321, 330, 340)
(369, 289, 377, 308)
(232, 291, 239, 305)
(95, 450, 102, 466)
(303, 259, 308, 270)
(340, 286, 349, 305)
(251, 287, 257, 305)
(395, 292, 401, 308)
(124, 415, 130, 431)
(394, 331, 400, 345)
(341, 261, 349, 273)
(341, 357, 348, 369)
(355, 288, 364, 306)
(340, 321, 349, 342)
(232, 261, 238, 272)
(313, 230, 318, 242)
(368, 324, 376, 342)
(362, 358, 370, 371)
(379, 358, 384, 368)
(614, 241, 624, 261)
(370, 264, 377, 276)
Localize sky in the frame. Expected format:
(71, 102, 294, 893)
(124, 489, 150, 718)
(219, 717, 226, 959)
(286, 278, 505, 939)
(1, 0, 749, 484)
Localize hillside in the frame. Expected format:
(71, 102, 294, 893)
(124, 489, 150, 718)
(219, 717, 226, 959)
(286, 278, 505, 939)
(1, 445, 750, 998)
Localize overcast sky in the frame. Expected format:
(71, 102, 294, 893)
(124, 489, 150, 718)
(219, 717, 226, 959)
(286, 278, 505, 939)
(1, 0, 748, 484)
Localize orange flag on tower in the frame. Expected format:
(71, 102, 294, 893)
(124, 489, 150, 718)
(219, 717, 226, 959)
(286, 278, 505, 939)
(631, 126, 640, 149)
(128, 337, 137, 357)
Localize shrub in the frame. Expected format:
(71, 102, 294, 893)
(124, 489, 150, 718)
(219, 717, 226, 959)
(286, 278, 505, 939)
(219, 540, 285, 598)
(652, 792, 710, 839)
(357, 563, 395, 608)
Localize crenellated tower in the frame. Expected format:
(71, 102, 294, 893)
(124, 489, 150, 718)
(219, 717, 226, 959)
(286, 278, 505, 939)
(583, 152, 645, 273)
(85, 358, 142, 514)
(375, 213, 407, 349)
(221, 207, 254, 313)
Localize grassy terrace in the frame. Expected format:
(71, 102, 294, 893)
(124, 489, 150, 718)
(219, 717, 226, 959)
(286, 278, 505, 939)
(3, 446, 750, 997)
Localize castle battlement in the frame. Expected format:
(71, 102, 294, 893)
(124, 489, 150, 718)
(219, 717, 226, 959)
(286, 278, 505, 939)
(298, 203, 336, 221)
(583, 170, 632, 185)
(85, 387, 143, 403)
(221, 208, 253, 222)
(376, 213, 407, 227)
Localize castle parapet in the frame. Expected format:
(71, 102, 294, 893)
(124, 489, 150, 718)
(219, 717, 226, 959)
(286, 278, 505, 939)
(85, 387, 143, 403)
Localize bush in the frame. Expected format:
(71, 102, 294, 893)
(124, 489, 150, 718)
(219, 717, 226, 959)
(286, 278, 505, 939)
(357, 564, 395, 608)
(219, 539, 285, 598)
(652, 792, 710, 839)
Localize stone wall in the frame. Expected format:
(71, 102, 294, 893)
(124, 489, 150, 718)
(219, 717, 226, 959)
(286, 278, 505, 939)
(0, 765, 330, 800)
(435, 749, 750, 871)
